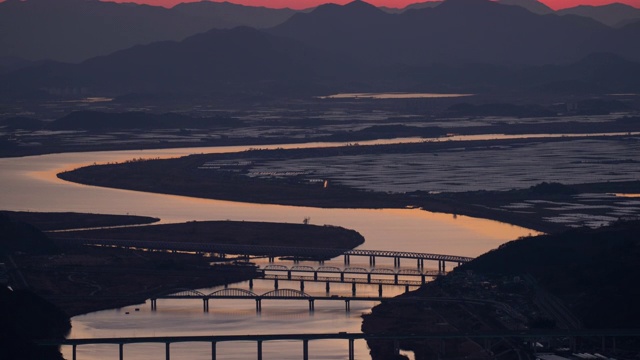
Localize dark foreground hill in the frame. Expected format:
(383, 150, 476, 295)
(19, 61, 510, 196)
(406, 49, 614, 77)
(461, 220, 640, 328)
(361, 221, 640, 359)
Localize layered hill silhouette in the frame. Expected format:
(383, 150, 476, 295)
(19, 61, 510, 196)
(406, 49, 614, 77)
(558, 3, 640, 27)
(2, 0, 640, 97)
(0, 27, 347, 96)
(0, 0, 297, 62)
(3, 0, 640, 64)
(270, 0, 640, 66)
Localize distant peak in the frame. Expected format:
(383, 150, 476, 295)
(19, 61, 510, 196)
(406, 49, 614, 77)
(311, 0, 384, 16)
(343, 0, 385, 11)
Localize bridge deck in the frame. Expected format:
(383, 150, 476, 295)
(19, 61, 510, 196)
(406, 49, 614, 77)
(40, 329, 640, 346)
(53, 237, 473, 263)
(261, 274, 424, 286)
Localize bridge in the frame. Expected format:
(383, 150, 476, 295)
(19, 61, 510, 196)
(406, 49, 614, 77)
(53, 237, 473, 270)
(40, 329, 640, 360)
(261, 264, 439, 284)
(152, 288, 396, 312)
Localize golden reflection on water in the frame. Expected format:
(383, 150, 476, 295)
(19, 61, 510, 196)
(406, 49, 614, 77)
(615, 193, 640, 198)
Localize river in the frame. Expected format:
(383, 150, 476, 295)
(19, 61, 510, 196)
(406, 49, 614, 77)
(0, 139, 538, 359)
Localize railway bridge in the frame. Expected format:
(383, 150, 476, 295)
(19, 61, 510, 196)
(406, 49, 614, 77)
(53, 237, 473, 271)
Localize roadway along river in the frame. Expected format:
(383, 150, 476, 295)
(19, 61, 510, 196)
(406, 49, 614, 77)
(0, 140, 536, 359)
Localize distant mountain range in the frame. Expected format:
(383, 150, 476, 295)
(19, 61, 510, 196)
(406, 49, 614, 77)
(557, 3, 640, 27)
(0, 0, 298, 62)
(1, 0, 639, 63)
(2, 0, 640, 98)
(270, 0, 640, 66)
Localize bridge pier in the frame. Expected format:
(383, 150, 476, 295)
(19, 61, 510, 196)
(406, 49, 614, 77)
(287, 270, 291, 280)
(369, 256, 376, 266)
(300, 280, 305, 292)
(417, 258, 424, 269)
(268, 257, 274, 263)
(119, 343, 124, 360)
(313, 271, 318, 280)
(303, 339, 309, 360)
(421, 274, 426, 284)
(394, 274, 398, 285)
(249, 278, 253, 289)
(340, 273, 344, 282)
(150, 299, 157, 311)
(211, 342, 216, 360)
(344, 254, 350, 265)
(257, 340, 263, 360)
(378, 284, 383, 297)
(367, 273, 371, 283)
(274, 278, 279, 290)
(166, 342, 171, 360)
(308, 299, 315, 312)
(394, 257, 401, 267)
(256, 299, 262, 312)
(405, 285, 409, 293)
(345, 299, 351, 312)
(203, 298, 209, 312)
(352, 282, 356, 296)
(72, 344, 77, 360)
(348, 339, 355, 360)
(325, 281, 330, 293)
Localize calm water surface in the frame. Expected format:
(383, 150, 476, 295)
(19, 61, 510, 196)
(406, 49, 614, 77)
(0, 140, 538, 359)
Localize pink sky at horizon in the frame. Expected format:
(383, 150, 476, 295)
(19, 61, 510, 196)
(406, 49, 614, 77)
(105, 0, 640, 10)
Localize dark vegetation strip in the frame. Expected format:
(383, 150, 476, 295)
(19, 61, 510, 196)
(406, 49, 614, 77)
(53, 220, 365, 250)
(0, 210, 159, 231)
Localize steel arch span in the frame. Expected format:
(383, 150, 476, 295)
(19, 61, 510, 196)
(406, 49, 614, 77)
(163, 289, 206, 297)
(208, 288, 258, 297)
(262, 289, 310, 298)
(291, 265, 315, 272)
(263, 265, 289, 271)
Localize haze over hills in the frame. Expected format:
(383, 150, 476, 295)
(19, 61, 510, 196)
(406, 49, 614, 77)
(0, 27, 345, 96)
(558, 3, 640, 27)
(269, 0, 637, 66)
(2, 0, 640, 98)
(497, 0, 553, 14)
(2, 0, 640, 63)
(0, 0, 298, 62)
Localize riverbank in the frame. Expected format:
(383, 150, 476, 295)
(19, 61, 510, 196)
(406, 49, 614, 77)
(57, 136, 640, 234)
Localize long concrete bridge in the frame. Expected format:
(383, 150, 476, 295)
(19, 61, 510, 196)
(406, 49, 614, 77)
(40, 329, 640, 360)
(261, 264, 439, 284)
(53, 237, 473, 270)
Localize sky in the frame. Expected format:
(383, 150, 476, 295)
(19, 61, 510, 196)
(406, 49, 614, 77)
(106, 0, 640, 10)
